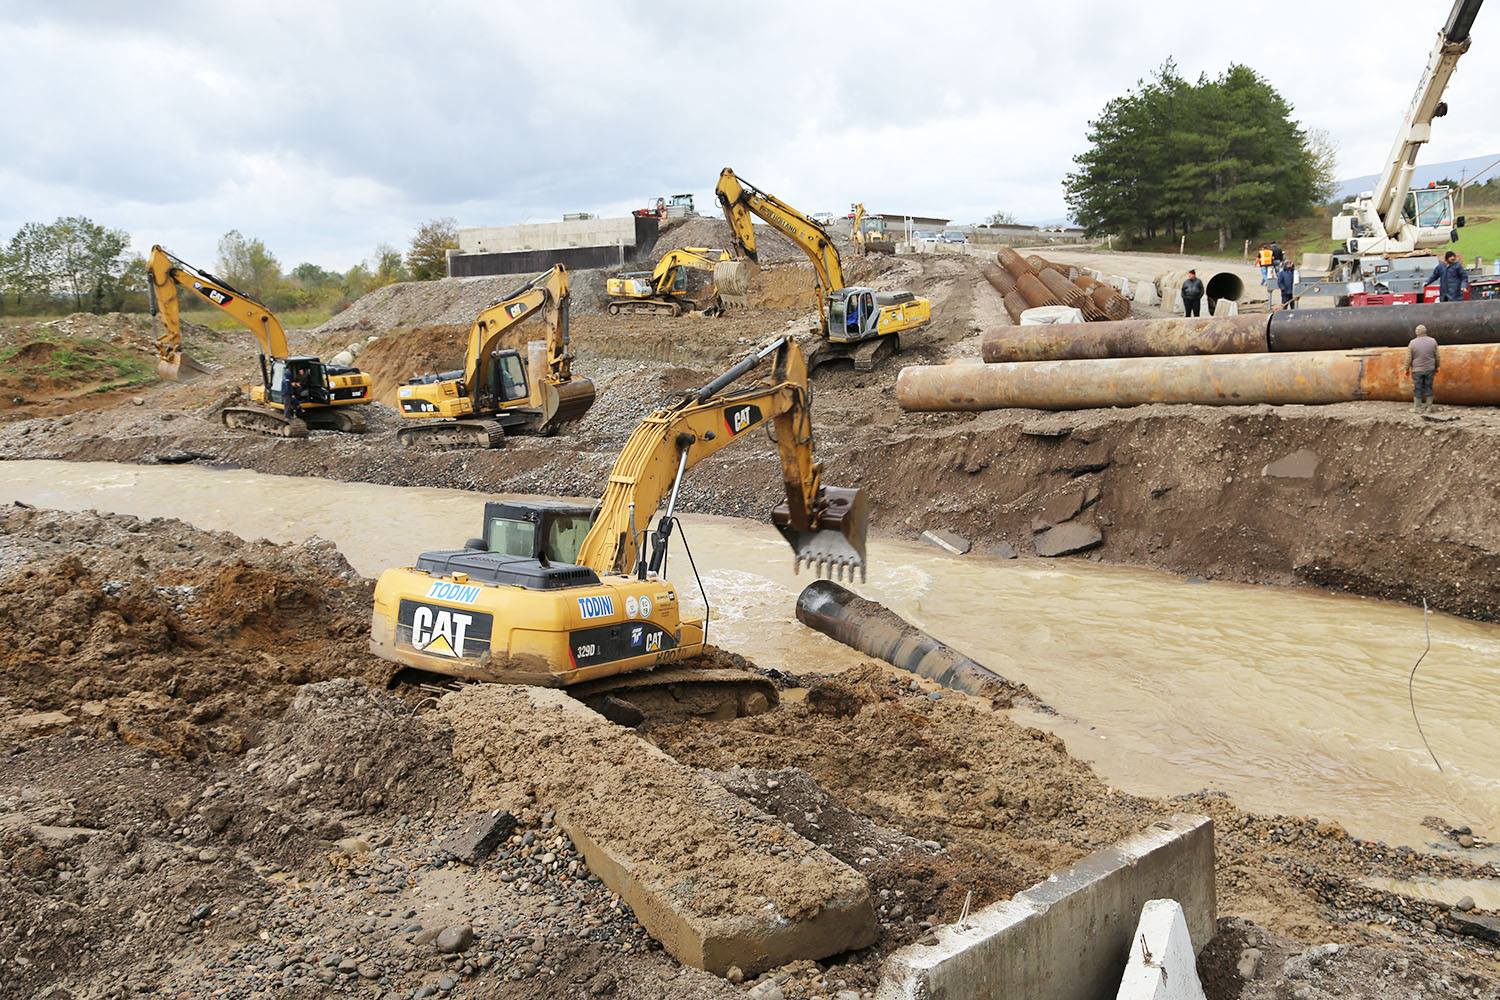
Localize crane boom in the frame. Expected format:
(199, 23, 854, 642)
(1373, 0, 1482, 235)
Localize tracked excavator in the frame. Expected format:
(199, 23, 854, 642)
(394, 264, 596, 448)
(851, 204, 894, 256)
(147, 245, 372, 436)
(606, 247, 733, 317)
(714, 168, 930, 371)
(371, 335, 867, 717)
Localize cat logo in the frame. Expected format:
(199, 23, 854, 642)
(193, 281, 232, 308)
(645, 631, 664, 653)
(506, 302, 526, 318)
(724, 403, 762, 436)
(411, 606, 472, 657)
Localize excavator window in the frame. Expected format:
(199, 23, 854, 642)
(493, 352, 529, 402)
(544, 514, 592, 565)
(485, 510, 593, 564)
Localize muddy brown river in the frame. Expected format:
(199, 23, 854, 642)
(3, 459, 1497, 848)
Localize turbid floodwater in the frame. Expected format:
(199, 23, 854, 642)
(3, 458, 1496, 848)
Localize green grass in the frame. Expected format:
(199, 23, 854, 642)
(1452, 212, 1500, 261)
(0, 334, 154, 382)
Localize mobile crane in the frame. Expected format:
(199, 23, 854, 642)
(371, 335, 867, 715)
(147, 245, 372, 436)
(606, 247, 733, 317)
(714, 168, 930, 371)
(1316, 0, 1482, 303)
(394, 264, 595, 448)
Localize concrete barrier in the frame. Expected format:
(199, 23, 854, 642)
(876, 814, 1215, 1000)
(444, 685, 878, 976)
(1115, 899, 1207, 999)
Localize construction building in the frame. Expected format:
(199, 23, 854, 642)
(446, 214, 660, 278)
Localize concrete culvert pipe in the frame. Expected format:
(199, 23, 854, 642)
(1205, 272, 1244, 307)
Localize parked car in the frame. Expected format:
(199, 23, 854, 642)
(913, 230, 940, 241)
(940, 230, 968, 244)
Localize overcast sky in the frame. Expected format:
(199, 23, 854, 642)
(3, 0, 1498, 270)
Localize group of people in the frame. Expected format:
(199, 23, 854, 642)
(1257, 242, 1297, 310)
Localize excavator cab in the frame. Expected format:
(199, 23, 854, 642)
(827, 288, 880, 343)
(264, 356, 331, 406)
(484, 350, 531, 407)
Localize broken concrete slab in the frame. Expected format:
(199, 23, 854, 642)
(1035, 522, 1103, 557)
(1114, 899, 1206, 999)
(1450, 911, 1500, 944)
(440, 809, 517, 864)
(988, 541, 1019, 560)
(921, 528, 972, 555)
(443, 686, 877, 976)
(1261, 448, 1320, 479)
(876, 815, 1215, 1000)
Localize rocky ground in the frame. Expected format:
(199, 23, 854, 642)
(1, 509, 1497, 999)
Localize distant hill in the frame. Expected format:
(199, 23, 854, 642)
(1335, 153, 1500, 200)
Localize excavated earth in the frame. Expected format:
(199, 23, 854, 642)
(0, 509, 1496, 1000)
(3, 247, 1500, 997)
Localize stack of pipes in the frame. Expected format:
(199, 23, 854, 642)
(990, 246, 1132, 323)
(896, 300, 1500, 412)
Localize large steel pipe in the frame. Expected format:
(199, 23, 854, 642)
(998, 246, 1033, 281)
(898, 343, 1500, 412)
(1003, 290, 1029, 324)
(980, 263, 1017, 297)
(1038, 267, 1090, 311)
(1016, 272, 1058, 309)
(795, 581, 1020, 702)
(1269, 299, 1500, 352)
(982, 314, 1270, 363)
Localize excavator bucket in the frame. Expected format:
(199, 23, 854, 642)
(155, 350, 213, 381)
(538, 377, 597, 434)
(772, 485, 869, 583)
(714, 260, 758, 308)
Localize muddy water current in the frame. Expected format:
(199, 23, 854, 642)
(3, 459, 1498, 848)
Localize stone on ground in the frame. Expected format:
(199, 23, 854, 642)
(440, 809, 517, 864)
(921, 528, 972, 555)
(1114, 899, 1206, 999)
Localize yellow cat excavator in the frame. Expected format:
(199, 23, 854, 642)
(371, 335, 866, 716)
(715, 168, 929, 371)
(606, 246, 733, 318)
(394, 264, 596, 448)
(147, 245, 372, 436)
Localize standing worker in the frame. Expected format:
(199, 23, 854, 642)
(1277, 263, 1296, 310)
(1257, 244, 1274, 283)
(1181, 270, 1205, 317)
(1427, 250, 1470, 302)
(281, 367, 303, 424)
(1405, 323, 1439, 414)
(1270, 241, 1285, 270)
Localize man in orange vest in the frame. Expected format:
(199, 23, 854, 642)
(1257, 244, 1274, 284)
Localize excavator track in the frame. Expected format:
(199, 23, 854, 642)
(221, 407, 309, 438)
(569, 666, 780, 723)
(805, 333, 900, 373)
(306, 408, 366, 434)
(607, 298, 683, 318)
(395, 419, 507, 449)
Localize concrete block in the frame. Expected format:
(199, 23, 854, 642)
(1034, 522, 1102, 557)
(921, 529, 972, 555)
(444, 686, 877, 976)
(1261, 448, 1319, 480)
(1114, 899, 1206, 999)
(876, 814, 1215, 1000)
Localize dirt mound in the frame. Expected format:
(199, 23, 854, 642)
(0, 504, 386, 757)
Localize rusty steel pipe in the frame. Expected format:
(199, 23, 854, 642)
(898, 343, 1500, 412)
(982, 314, 1270, 363)
(997, 246, 1034, 281)
(1038, 267, 1089, 310)
(1003, 289, 1029, 323)
(1269, 300, 1500, 352)
(795, 581, 1018, 701)
(981, 263, 1017, 297)
(1016, 272, 1057, 309)
(1091, 283, 1132, 321)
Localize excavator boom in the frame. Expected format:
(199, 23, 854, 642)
(147, 245, 288, 380)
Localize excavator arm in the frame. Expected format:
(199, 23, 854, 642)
(464, 264, 574, 403)
(715, 168, 845, 335)
(573, 336, 866, 580)
(147, 245, 289, 380)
